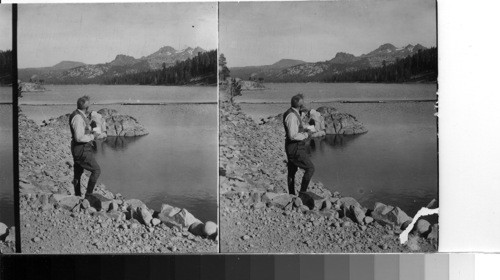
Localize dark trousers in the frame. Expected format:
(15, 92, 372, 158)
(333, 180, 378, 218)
(285, 141, 315, 195)
(71, 142, 101, 196)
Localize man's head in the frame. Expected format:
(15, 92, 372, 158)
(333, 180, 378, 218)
(291, 93, 304, 109)
(77, 95, 90, 112)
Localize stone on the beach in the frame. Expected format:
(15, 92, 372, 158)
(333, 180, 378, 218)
(350, 205, 366, 224)
(108, 201, 119, 212)
(339, 197, 363, 220)
(137, 206, 153, 226)
(427, 224, 439, 241)
(39, 193, 50, 206)
(19, 182, 37, 194)
(107, 210, 125, 221)
(263, 192, 293, 209)
(401, 220, 412, 230)
(172, 208, 201, 228)
(58, 196, 81, 211)
(363, 216, 374, 224)
(293, 197, 303, 208)
(125, 199, 146, 212)
(188, 222, 205, 236)
(414, 219, 431, 236)
(252, 202, 266, 210)
(371, 202, 412, 227)
(158, 204, 183, 229)
(321, 200, 332, 210)
(406, 235, 421, 251)
(4, 227, 15, 243)
(151, 218, 161, 226)
(0, 223, 7, 240)
(86, 193, 112, 211)
(250, 190, 264, 204)
(81, 199, 90, 209)
(339, 197, 362, 211)
(204, 221, 217, 237)
(299, 192, 325, 210)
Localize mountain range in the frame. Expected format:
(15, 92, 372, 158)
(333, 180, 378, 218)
(19, 46, 206, 84)
(229, 43, 428, 82)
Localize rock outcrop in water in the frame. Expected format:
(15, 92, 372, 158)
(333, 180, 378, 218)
(260, 106, 367, 135)
(19, 82, 46, 93)
(219, 89, 437, 253)
(18, 110, 217, 253)
(41, 108, 149, 137)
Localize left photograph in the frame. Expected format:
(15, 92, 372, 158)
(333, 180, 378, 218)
(0, 4, 15, 254)
(17, 3, 218, 253)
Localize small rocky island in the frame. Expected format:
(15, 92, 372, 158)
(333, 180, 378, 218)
(19, 109, 218, 253)
(219, 89, 437, 253)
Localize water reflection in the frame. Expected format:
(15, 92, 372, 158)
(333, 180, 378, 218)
(94, 136, 146, 153)
(308, 134, 363, 153)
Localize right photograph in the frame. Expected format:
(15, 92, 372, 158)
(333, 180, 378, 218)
(219, 0, 438, 253)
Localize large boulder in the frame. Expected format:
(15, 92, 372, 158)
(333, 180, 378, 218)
(137, 206, 153, 226)
(371, 202, 412, 227)
(261, 106, 366, 136)
(172, 209, 201, 229)
(4, 227, 16, 243)
(57, 195, 81, 211)
(97, 108, 148, 137)
(86, 193, 112, 211)
(157, 204, 183, 229)
(427, 224, 439, 241)
(0, 222, 8, 240)
(414, 219, 431, 237)
(42, 108, 148, 137)
(316, 107, 367, 135)
(262, 192, 294, 209)
(299, 192, 325, 210)
(350, 205, 366, 224)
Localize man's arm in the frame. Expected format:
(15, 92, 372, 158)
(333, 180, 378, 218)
(285, 113, 308, 141)
(71, 114, 94, 143)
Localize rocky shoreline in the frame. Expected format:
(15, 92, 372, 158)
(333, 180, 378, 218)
(0, 222, 16, 254)
(219, 89, 438, 253)
(19, 82, 46, 93)
(18, 109, 218, 253)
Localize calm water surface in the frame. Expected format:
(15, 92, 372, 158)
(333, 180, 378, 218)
(238, 83, 438, 217)
(21, 85, 217, 222)
(19, 85, 216, 105)
(0, 87, 12, 103)
(0, 105, 14, 226)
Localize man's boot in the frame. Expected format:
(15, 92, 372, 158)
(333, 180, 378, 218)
(72, 179, 81, 196)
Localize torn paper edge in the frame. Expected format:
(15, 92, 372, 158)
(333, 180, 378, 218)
(399, 207, 439, 244)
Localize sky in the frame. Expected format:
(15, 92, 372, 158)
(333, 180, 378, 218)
(18, 3, 217, 68)
(0, 5, 12, 51)
(220, 0, 437, 67)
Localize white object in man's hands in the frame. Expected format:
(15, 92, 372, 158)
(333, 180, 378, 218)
(305, 125, 316, 132)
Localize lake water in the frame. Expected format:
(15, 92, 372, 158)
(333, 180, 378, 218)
(237, 83, 438, 218)
(19, 84, 216, 105)
(21, 85, 218, 223)
(0, 105, 14, 226)
(0, 87, 12, 103)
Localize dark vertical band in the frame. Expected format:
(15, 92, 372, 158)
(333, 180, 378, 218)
(11, 3, 20, 253)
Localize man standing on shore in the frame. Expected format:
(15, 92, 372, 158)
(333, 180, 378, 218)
(70, 95, 101, 197)
(283, 94, 315, 195)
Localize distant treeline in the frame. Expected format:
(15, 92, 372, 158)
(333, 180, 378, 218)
(327, 47, 437, 83)
(0, 50, 12, 85)
(102, 50, 217, 85)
